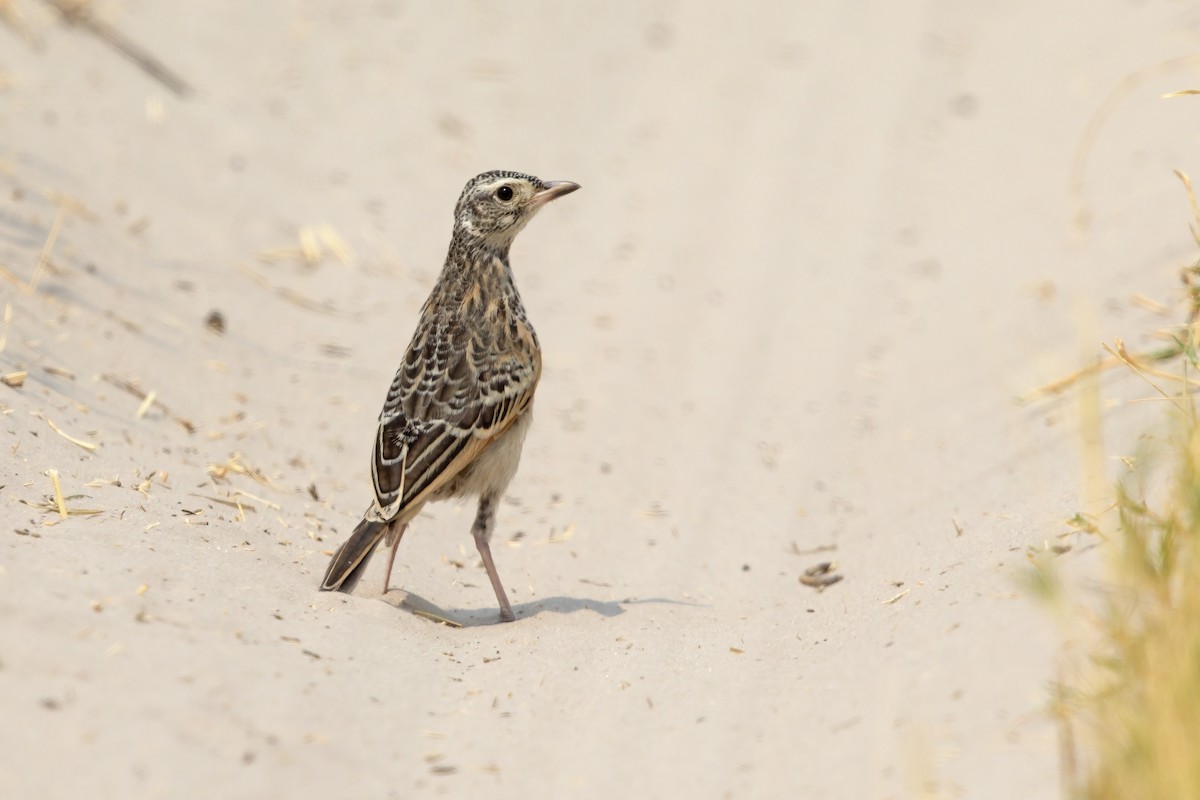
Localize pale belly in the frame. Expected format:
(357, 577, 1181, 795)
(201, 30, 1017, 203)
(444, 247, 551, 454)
(437, 408, 533, 500)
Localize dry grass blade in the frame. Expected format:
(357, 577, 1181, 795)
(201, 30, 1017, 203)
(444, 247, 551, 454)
(1101, 340, 1194, 414)
(46, 469, 67, 518)
(190, 493, 256, 512)
(207, 453, 277, 489)
(317, 225, 355, 266)
(1162, 89, 1200, 98)
(103, 309, 142, 334)
(541, 522, 575, 544)
(0, 301, 12, 353)
(1021, 358, 1114, 404)
(135, 389, 156, 419)
(1071, 55, 1200, 237)
(0, 0, 40, 47)
(43, 365, 74, 379)
(1175, 170, 1200, 246)
(1021, 331, 1199, 404)
(19, 495, 104, 517)
(101, 373, 195, 433)
(255, 247, 302, 264)
(790, 541, 837, 556)
(299, 227, 321, 266)
(1131, 293, 1169, 315)
(0, 200, 66, 293)
(47, 418, 97, 451)
(276, 287, 351, 316)
(257, 225, 355, 268)
(240, 262, 352, 316)
(44, 191, 96, 222)
(30, 198, 66, 293)
(231, 488, 280, 510)
(410, 609, 463, 628)
(238, 262, 269, 286)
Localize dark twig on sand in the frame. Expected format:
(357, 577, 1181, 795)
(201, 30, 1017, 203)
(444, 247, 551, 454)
(41, 0, 193, 97)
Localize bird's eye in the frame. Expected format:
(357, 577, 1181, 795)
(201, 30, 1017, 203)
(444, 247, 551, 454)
(496, 185, 514, 202)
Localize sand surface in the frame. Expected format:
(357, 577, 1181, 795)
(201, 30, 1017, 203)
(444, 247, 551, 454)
(2, 2, 1199, 797)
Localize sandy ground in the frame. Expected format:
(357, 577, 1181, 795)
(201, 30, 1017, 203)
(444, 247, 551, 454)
(1, 2, 1199, 798)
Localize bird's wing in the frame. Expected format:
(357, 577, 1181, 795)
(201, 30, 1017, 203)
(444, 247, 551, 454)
(370, 314, 540, 520)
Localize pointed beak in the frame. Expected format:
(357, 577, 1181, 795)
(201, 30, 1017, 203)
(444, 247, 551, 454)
(532, 180, 580, 207)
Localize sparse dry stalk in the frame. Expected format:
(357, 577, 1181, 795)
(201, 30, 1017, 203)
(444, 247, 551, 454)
(1064, 348, 1200, 799)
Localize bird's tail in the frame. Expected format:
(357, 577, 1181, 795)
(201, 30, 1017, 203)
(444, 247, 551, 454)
(320, 517, 388, 593)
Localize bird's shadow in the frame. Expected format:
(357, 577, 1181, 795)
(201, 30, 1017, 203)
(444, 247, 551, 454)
(377, 590, 696, 628)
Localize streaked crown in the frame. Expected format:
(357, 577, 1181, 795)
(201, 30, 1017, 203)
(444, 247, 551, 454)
(453, 170, 579, 245)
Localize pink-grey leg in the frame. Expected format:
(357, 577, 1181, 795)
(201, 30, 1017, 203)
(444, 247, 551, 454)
(381, 522, 407, 595)
(472, 494, 514, 622)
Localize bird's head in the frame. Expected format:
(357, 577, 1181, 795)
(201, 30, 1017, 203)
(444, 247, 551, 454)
(453, 170, 579, 247)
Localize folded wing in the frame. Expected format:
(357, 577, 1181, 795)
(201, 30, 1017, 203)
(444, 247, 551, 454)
(371, 317, 540, 521)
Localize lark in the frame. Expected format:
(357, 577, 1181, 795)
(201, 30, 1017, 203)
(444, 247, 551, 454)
(320, 170, 579, 623)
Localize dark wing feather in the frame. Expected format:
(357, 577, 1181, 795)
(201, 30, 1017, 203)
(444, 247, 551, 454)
(319, 517, 387, 591)
(369, 312, 539, 521)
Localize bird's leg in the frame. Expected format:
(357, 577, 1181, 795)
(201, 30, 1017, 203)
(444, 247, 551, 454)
(380, 522, 407, 595)
(472, 493, 514, 622)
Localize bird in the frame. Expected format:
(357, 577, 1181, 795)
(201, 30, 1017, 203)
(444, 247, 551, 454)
(320, 170, 579, 623)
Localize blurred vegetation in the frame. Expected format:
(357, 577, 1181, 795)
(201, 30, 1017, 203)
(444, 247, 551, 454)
(1038, 178, 1200, 799)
